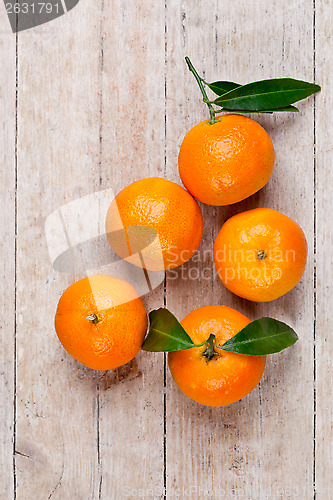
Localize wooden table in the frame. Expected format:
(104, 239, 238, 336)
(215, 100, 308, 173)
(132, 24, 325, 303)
(1, 1, 332, 498)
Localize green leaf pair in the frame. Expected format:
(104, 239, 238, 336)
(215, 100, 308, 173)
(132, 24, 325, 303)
(185, 57, 321, 115)
(142, 308, 298, 356)
(207, 78, 320, 113)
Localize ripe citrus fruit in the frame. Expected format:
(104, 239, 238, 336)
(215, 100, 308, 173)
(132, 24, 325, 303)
(105, 177, 203, 271)
(54, 275, 148, 371)
(178, 114, 275, 206)
(168, 306, 266, 407)
(213, 208, 308, 302)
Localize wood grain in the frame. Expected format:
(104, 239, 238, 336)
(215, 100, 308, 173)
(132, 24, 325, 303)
(315, 2, 333, 498)
(97, 1, 166, 497)
(0, 8, 16, 499)
(15, 4, 102, 498)
(165, 0, 316, 498)
(0, 0, 331, 498)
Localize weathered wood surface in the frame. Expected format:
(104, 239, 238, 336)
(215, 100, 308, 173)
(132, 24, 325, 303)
(0, 6, 16, 500)
(0, 0, 331, 498)
(166, 1, 316, 498)
(14, 4, 102, 499)
(315, 2, 333, 498)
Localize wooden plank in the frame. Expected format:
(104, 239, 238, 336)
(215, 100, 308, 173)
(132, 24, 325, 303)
(314, 2, 333, 497)
(96, 1, 166, 497)
(15, 4, 103, 498)
(2, 0, 330, 497)
(0, 9, 16, 500)
(165, 0, 315, 497)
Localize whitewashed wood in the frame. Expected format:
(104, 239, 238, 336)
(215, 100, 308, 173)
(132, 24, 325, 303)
(315, 2, 333, 498)
(15, 3, 103, 498)
(1, 0, 331, 498)
(165, 1, 316, 498)
(97, 1, 166, 497)
(0, 9, 16, 500)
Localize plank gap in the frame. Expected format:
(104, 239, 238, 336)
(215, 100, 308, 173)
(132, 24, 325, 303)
(13, 22, 19, 500)
(97, 0, 105, 497)
(98, 0, 105, 184)
(163, 1, 168, 499)
(312, 0, 317, 498)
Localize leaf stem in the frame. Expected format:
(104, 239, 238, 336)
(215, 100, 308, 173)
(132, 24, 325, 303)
(185, 56, 217, 124)
(193, 340, 207, 348)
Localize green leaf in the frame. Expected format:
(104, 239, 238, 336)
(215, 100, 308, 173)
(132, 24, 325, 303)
(219, 317, 298, 355)
(213, 78, 321, 111)
(217, 105, 299, 114)
(142, 308, 195, 352)
(206, 80, 241, 96)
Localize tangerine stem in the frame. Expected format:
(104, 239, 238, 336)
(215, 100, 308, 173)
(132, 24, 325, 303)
(185, 56, 217, 124)
(257, 250, 267, 260)
(202, 333, 218, 364)
(86, 313, 101, 325)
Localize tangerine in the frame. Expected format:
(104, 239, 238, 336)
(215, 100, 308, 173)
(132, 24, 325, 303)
(105, 177, 203, 271)
(213, 208, 308, 302)
(54, 275, 148, 371)
(178, 114, 275, 206)
(168, 306, 266, 407)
